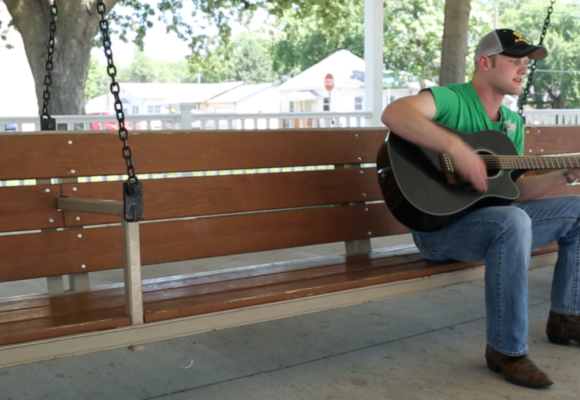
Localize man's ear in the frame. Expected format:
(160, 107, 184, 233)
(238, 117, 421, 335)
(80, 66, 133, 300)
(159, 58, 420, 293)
(478, 56, 492, 71)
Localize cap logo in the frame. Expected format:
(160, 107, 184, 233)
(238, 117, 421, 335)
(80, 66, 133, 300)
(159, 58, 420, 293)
(513, 31, 527, 44)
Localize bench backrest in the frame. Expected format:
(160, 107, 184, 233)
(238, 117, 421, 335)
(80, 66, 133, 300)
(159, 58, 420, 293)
(0, 128, 410, 283)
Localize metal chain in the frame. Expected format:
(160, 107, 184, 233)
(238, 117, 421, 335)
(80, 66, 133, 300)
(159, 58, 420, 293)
(41, 1, 58, 122)
(518, 0, 556, 117)
(95, 0, 138, 183)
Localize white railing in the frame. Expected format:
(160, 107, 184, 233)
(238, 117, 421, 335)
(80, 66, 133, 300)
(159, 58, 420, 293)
(0, 104, 372, 132)
(522, 109, 580, 125)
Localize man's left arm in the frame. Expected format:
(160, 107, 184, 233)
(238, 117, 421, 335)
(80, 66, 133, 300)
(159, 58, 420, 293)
(515, 170, 579, 202)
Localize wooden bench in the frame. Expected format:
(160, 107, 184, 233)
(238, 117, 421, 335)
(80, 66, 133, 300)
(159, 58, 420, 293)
(0, 125, 571, 368)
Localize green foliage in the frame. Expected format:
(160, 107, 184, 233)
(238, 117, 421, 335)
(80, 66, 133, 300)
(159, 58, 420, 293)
(85, 56, 109, 100)
(493, 0, 580, 108)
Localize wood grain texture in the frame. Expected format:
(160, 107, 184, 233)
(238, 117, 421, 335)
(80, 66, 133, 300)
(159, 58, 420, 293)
(0, 129, 387, 180)
(0, 185, 63, 232)
(0, 203, 404, 282)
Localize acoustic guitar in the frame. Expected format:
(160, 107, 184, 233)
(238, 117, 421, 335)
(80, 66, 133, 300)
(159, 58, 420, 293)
(376, 126, 578, 232)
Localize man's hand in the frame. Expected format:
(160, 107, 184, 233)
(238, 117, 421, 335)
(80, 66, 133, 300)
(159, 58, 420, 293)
(448, 140, 488, 192)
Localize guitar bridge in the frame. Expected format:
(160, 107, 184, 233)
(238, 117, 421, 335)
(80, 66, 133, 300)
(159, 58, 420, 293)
(439, 153, 458, 184)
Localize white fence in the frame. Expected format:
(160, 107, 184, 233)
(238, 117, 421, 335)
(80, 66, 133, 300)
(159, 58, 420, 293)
(0, 104, 372, 132)
(2, 106, 579, 133)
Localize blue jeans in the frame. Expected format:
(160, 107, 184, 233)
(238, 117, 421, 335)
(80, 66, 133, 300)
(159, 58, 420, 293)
(412, 195, 580, 357)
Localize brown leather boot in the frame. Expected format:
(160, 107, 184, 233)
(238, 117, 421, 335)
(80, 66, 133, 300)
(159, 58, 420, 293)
(546, 311, 580, 345)
(485, 345, 553, 389)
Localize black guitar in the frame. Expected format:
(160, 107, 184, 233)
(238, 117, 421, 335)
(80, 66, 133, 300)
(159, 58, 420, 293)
(376, 126, 579, 232)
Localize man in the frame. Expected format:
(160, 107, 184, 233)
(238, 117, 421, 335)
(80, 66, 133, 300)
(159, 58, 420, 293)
(382, 29, 580, 389)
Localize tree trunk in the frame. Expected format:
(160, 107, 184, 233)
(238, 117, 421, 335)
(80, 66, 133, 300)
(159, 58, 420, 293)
(3, 0, 118, 116)
(439, 0, 471, 86)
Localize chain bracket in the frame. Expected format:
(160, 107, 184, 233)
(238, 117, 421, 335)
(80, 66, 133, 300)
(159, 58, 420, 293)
(96, 0, 143, 221)
(518, 0, 556, 119)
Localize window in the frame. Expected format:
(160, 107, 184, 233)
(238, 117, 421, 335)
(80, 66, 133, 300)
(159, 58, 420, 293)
(289, 102, 295, 112)
(354, 97, 363, 111)
(147, 105, 161, 114)
(323, 98, 330, 111)
(132, 105, 139, 114)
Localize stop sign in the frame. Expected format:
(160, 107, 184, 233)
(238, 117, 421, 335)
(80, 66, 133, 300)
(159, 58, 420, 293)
(324, 73, 334, 91)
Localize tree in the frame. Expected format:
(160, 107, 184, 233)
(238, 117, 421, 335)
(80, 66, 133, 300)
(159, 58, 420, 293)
(221, 33, 278, 83)
(439, 0, 471, 85)
(0, 0, 354, 116)
(85, 56, 109, 100)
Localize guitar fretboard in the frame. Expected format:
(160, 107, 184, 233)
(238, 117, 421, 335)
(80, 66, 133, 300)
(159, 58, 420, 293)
(480, 155, 580, 170)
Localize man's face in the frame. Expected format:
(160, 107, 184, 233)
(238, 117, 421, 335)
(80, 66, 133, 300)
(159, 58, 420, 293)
(486, 54, 529, 95)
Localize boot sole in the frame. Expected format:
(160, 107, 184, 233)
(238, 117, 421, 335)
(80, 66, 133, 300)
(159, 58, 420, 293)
(547, 334, 572, 346)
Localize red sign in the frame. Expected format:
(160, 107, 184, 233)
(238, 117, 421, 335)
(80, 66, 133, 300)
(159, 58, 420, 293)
(324, 74, 334, 91)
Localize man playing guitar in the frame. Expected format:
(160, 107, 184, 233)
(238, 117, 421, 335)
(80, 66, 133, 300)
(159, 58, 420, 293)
(381, 29, 580, 389)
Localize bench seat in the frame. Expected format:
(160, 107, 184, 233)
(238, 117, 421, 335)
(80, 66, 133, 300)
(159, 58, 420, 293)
(0, 242, 558, 346)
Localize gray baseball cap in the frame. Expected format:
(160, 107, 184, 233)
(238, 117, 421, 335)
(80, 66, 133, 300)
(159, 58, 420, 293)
(474, 29, 547, 63)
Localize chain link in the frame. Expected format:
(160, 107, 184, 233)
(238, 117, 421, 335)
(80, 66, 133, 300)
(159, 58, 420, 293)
(95, 0, 138, 183)
(518, 0, 556, 118)
(41, 2, 58, 121)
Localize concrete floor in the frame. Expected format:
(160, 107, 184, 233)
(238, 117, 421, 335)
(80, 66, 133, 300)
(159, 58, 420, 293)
(1, 236, 579, 399)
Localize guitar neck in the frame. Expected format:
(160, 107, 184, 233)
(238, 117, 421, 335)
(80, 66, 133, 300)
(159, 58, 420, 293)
(483, 155, 580, 171)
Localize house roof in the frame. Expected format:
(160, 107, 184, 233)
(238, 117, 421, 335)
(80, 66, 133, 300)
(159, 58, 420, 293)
(277, 50, 367, 92)
(206, 83, 274, 104)
(119, 82, 245, 103)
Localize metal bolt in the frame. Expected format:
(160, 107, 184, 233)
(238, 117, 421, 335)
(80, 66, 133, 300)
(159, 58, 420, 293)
(77, 234, 82, 238)
(355, 134, 359, 138)
(538, 130, 541, 133)
(45, 188, 51, 193)
(541, 149, 544, 152)
(358, 157, 362, 161)
(72, 187, 78, 191)
(526, 130, 529, 134)
(76, 216, 81, 221)
(364, 208, 369, 212)
(68, 140, 73, 145)
(81, 264, 86, 269)
(71, 169, 76, 174)
(367, 231, 372, 236)
(49, 218, 54, 223)
(359, 170, 364, 174)
(362, 193, 367, 197)
(529, 149, 532, 153)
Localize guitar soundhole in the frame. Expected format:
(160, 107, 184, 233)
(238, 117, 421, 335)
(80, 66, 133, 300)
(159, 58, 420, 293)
(476, 149, 501, 179)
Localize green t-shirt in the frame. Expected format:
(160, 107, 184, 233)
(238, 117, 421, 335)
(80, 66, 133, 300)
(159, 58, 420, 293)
(428, 82, 525, 156)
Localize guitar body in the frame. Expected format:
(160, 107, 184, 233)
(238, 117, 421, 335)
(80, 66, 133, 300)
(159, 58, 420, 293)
(376, 127, 521, 232)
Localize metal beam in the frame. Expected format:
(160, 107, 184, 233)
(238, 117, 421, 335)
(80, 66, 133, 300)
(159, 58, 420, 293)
(57, 197, 123, 216)
(364, 0, 384, 127)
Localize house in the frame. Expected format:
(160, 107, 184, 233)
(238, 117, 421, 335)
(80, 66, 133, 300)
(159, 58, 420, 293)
(276, 49, 434, 116)
(85, 81, 245, 115)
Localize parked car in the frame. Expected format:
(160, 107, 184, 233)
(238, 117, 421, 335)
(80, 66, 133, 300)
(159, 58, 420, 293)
(88, 112, 144, 131)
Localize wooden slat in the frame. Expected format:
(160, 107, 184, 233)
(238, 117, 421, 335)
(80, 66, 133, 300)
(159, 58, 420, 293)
(0, 129, 387, 180)
(142, 242, 559, 322)
(0, 185, 63, 232)
(0, 307, 130, 346)
(0, 203, 404, 282)
(61, 168, 383, 226)
(526, 126, 580, 155)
